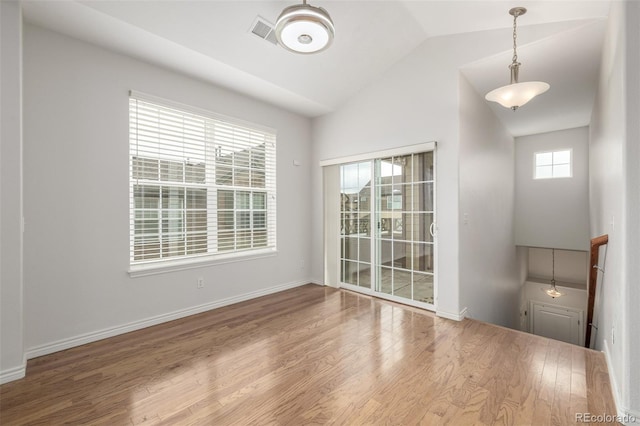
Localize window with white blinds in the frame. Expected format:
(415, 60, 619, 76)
(129, 92, 276, 266)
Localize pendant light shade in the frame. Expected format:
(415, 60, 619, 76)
(275, 0, 335, 54)
(545, 285, 563, 298)
(485, 81, 550, 110)
(485, 7, 550, 110)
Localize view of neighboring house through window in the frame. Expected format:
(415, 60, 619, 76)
(129, 93, 276, 265)
(339, 150, 435, 307)
(534, 149, 572, 179)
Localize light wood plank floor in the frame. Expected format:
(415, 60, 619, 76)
(0, 285, 618, 425)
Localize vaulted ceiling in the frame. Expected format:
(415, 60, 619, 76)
(22, 0, 611, 136)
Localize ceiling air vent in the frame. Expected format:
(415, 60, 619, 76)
(249, 16, 278, 45)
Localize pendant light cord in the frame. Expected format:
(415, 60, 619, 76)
(512, 10, 519, 65)
(551, 248, 556, 286)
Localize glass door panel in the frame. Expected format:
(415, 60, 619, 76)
(340, 150, 435, 308)
(340, 161, 372, 288)
(374, 152, 434, 305)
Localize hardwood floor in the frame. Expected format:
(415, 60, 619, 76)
(0, 284, 618, 425)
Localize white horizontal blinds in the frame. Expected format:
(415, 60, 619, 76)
(130, 98, 209, 262)
(210, 120, 276, 253)
(129, 94, 276, 265)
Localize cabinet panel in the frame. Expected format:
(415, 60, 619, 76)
(530, 302, 583, 345)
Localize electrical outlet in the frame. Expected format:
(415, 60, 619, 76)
(197, 278, 204, 289)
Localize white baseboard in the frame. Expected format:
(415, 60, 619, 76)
(603, 339, 623, 414)
(309, 277, 324, 286)
(26, 280, 309, 360)
(602, 340, 639, 425)
(436, 306, 467, 321)
(0, 363, 26, 385)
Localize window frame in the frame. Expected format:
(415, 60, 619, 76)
(128, 91, 277, 277)
(533, 149, 573, 180)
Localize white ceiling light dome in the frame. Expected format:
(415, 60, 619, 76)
(486, 81, 550, 109)
(275, 0, 335, 54)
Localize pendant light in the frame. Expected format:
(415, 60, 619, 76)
(543, 248, 564, 298)
(275, 0, 335, 54)
(485, 7, 550, 110)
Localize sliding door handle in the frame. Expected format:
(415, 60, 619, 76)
(429, 222, 436, 237)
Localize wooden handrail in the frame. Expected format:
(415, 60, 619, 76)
(585, 234, 609, 348)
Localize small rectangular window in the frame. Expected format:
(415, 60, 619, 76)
(534, 150, 572, 179)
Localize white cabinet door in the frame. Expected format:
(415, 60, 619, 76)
(530, 302, 583, 346)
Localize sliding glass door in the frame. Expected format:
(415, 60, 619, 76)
(339, 150, 435, 309)
(340, 162, 372, 289)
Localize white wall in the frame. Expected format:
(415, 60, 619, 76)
(527, 248, 588, 285)
(310, 28, 523, 320)
(22, 25, 313, 356)
(624, 0, 640, 417)
(589, 0, 639, 418)
(458, 74, 520, 329)
(0, 0, 25, 383)
(515, 127, 590, 251)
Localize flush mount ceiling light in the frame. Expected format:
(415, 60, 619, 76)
(485, 7, 550, 111)
(275, 0, 335, 54)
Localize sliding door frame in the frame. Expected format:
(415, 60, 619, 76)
(321, 142, 437, 311)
